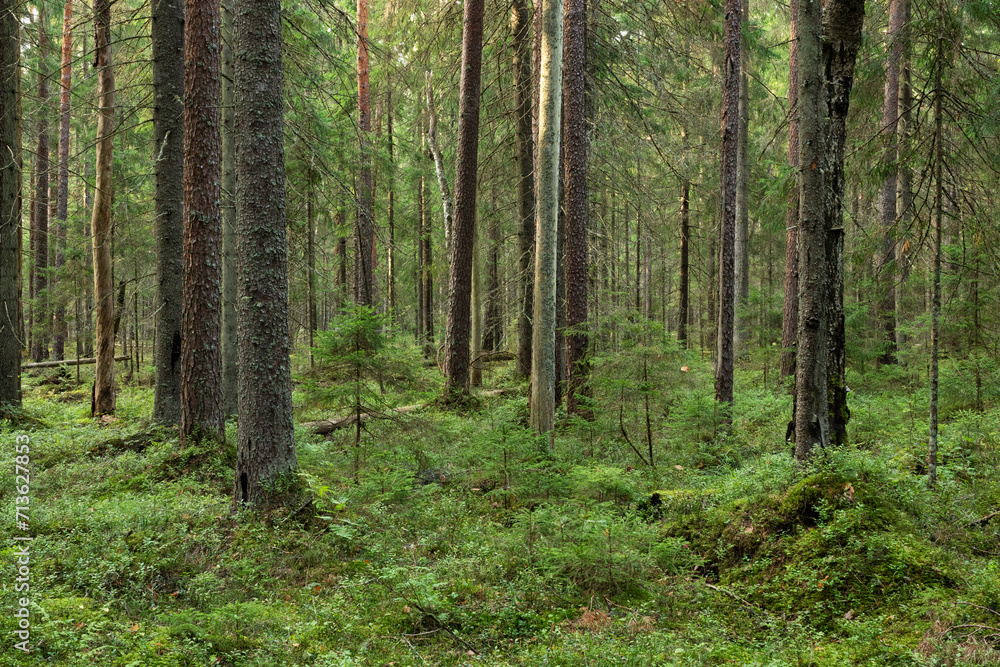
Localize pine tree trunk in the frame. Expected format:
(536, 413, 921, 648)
(420, 175, 434, 357)
(306, 165, 316, 366)
(928, 0, 944, 488)
(443, 0, 485, 401)
(564, 0, 590, 417)
(512, 0, 534, 380)
(151, 0, 184, 424)
(896, 0, 912, 350)
(734, 0, 750, 356)
(678, 179, 690, 346)
(530, 0, 564, 436)
(779, 0, 799, 379)
(355, 0, 374, 306)
(470, 222, 482, 387)
(715, 0, 740, 420)
(0, 0, 21, 410)
(233, 0, 298, 508)
(181, 0, 223, 443)
(483, 215, 502, 352)
(221, 0, 238, 416)
(31, 5, 49, 363)
(386, 89, 396, 322)
(52, 0, 72, 361)
(91, 0, 116, 416)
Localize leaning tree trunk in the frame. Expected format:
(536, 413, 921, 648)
(354, 0, 374, 306)
(0, 0, 21, 411)
(91, 0, 116, 416)
(221, 0, 238, 416)
(52, 0, 72, 361)
(180, 0, 223, 444)
(151, 0, 184, 424)
(442, 0, 485, 401)
(821, 0, 864, 448)
(233, 0, 298, 508)
(512, 0, 534, 380)
(563, 0, 590, 418)
(31, 5, 49, 363)
(779, 0, 799, 379)
(715, 0, 741, 422)
(530, 0, 564, 436)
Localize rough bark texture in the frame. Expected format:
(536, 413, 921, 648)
(734, 0, 750, 355)
(221, 0, 238, 416)
(31, 5, 49, 363)
(355, 0, 374, 306)
(678, 179, 690, 346)
(52, 0, 72, 361)
(419, 175, 434, 357)
(512, 0, 535, 380)
(386, 90, 396, 321)
(792, 0, 826, 458)
(0, 0, 21, 410)
(151, 0, 184, 424)
(530, 0, 564, 436)
(233, 0, 298, 507)
(91, 0, 116, 416)
(181, 0, 224, 443)
(779, 0, 799, 379)
(820, 0, 864, 449)
(876, 0, 904, 366)
(442, 0, 484, 401)
(563, 0, 590, 418)
(483, 216, 502, 352)
(715, 0, 741, 419)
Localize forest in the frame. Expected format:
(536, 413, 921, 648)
(1, 0, 1000, 663)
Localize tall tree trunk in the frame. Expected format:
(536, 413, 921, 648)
(530, 0, 564, 436)
(335, 213, 347, 310)
(0, 0, 21, 410)
(779, 0, 799, 379)
(151, 0, 184, 423)
(355, 0, 374, 306)
(233, 0, 297, 508)
(91, 0, 116, 416)
(876, 0, 904, 366)
(928, 0, 944, 488)
(442, 0, 485, 401)
(564, 0, 590, 417)
(470, 221, 482, 387)
(221, 0, 238, 416)
(483, 215, 502, 352)
(896, 0, 912, 350)
(181, 0, 223, 443)
(31, 4, 49, 363)
(512, 0, 534, 380)
(386, 89, 396, 322)
(734, 0, 750, 356)
(678, 179, 690, 346)
(420, 174, 434, 357)
(306, 164, 316, 366)
(52, 0, 72, 361)
(821, 0, 864, 448)
(425, 71, 453, 257)
(715, 0, 740, 421)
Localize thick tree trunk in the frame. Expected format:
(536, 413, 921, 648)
(563, 0, 590, 418)
(151, 0, 184, 424)
(876, 0, 905, 366)
(779, 0, 799, 379)
(734, 0, 750, 356)
(221, 0, 238, 415)
(355, 0, 374, 306)
(715, 0, 740, 420)
(52, 0, 72, 361)
(442, 0, 485, 401)
(31, 5, 49, 363)
(181, 0, 223, 443)
(0, 0, 21, 410)
(91, 0, 116, 416)
(512, 0, 535, 380)
(530, 0, 564, 436)
(233, 0, 298, 508)
(678, 179, 690, 346)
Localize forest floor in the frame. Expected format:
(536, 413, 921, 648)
(1, 336, 999, 666)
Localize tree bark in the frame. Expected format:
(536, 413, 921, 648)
(530, 0, 564, 436)
(483, 215, 502, 352)
(0, 0, 21, 410)
(928, 0, 944, 488)
(354, 0, 374, 306)
(221, 0, 238, 416)
(779, 0, 799, 379)
(386, 88, 396, 322)
(715, 0, 740, 421)
(52, 0, 72, 361)
(233, 0, 298, 507)
(442, 0, 485, 401)
(563, 0, 590, 417)
(425, 71, 453, 257)
(181, 0, 223, 443)
(91, 0, 116, 416)
(31, 4, 49, 363)
(512, 0, 535, 380)
(151, 0, 184, 424)
(678, 179, 690, 346)
(734, 0, 750, 356)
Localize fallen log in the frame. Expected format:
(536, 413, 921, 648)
(24, 355, 130, 370)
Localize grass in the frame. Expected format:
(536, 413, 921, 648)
(1, 342, 999, 666)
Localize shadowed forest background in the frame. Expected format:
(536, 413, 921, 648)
(1, 0, 1000, 664)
